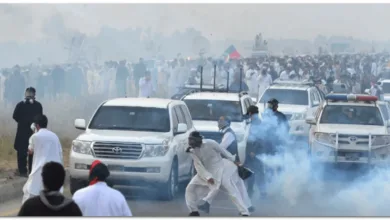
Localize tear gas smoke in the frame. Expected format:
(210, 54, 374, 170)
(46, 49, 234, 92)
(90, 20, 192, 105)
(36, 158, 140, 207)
(253, 110, 390, 216)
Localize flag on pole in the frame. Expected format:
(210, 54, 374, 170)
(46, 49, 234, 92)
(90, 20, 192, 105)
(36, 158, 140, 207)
(222, 45, 241, 61)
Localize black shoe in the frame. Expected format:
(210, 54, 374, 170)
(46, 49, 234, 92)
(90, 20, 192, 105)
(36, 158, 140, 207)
(248, 206, 255, 213)
(198, 201, 210, 214)
(241, 214, 249, 216)
(189, 211, 200, 216)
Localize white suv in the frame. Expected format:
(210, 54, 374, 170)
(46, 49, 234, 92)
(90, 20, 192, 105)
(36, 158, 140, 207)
(307, 94, 390, 165)
(69, 98, 195, 200)
(256, 80, 325, 142)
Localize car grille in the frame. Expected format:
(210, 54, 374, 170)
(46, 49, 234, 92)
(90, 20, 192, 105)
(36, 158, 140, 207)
(93, 142, 143, 159)
(336, 134, 370, 146)
(200, 131, 223, 143)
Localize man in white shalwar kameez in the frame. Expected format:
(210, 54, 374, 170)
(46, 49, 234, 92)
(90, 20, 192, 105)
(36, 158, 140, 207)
(73, 160, 132, 216)
(185, 131, 250, 216)
(22, 115, 63, 204)
(245, 65, 259, 98)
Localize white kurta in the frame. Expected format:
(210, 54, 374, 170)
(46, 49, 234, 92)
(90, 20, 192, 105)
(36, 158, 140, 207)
(279, 71, 289, 81)
(257, 73, 272, 99)
(138, 77, 154, 98)
(73, 182, 132, 216)
(185, 139, 249, 215)
(22, 129, 63, 204)
(245, 69, 259, 97)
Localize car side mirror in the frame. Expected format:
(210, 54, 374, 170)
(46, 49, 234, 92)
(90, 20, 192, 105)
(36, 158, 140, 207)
(305, 117, 316, 125)
(364, 89, 370, 94)
(74, 119, 86, 130)
(175, 123, 188, 135)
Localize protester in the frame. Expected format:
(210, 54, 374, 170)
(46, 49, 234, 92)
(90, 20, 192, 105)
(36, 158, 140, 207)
(229, 70, 249, 92)
(185, 131, 250, 216)
(22, 114, 63, 204)
(72, 160, 132, 216)
(133, 58, 147, 95)
(116, 60, 129, 97)
(138, 70, 155, 98)
(216, 116, 254, 213)
(18, 162, 82, 216)
(243, 105, 264, 199)
(13, 87, 43, 177)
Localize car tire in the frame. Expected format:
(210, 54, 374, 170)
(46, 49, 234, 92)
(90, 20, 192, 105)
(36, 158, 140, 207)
(158, 161, 178, 201)
(70, 177, 87, 195)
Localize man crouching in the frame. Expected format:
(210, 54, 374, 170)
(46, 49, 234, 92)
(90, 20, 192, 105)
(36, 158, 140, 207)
(185, 131, 250, 216)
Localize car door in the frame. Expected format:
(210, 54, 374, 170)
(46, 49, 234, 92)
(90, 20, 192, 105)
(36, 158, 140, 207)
(179, 104, 194, 176)
(173, 105, 190, 177)
(307, 88, 320, 119)
(309, 104, 323, 146)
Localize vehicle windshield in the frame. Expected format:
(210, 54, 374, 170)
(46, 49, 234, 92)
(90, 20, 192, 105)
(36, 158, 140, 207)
(89, 106, 170, 132)
(259, 89, 308, 105)
(184, 99, 243, 122)
(381, 82, 390, 93)
(320, 105, 384, 126)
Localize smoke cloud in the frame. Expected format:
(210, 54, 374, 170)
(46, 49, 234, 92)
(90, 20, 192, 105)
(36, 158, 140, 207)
(252, 111, 390, 216)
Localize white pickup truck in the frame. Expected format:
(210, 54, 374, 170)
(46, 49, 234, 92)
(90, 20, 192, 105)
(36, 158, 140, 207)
(307, 94, 390, 166)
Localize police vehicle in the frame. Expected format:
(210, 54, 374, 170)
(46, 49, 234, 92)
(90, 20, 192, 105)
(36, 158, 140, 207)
(256, 79, 325, 141)
(172, 66, 254, 163)
(306, 94, 390, 165)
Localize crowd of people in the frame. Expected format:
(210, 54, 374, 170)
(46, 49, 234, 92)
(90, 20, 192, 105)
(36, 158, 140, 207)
(8, 51, 390, 216)
(2, 53, 389, 107)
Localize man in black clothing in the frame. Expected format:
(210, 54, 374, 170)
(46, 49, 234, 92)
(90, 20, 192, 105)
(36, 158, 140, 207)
(266, 98, 289, 132)
(133, 58, 147, 95)
(115, 60, 129, 97)
(13, 87, 43, 177)
(18, 162, 82, 216)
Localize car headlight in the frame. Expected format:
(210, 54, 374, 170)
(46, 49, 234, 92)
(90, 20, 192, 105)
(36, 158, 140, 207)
(291, 112, 306, 121)
(372, 135, 390, 146)
(314, 133, 333, 145)
(143, 144, 169, 157)
(72, 140, 92, 155)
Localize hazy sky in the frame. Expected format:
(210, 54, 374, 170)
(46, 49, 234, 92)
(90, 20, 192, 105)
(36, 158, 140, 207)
(1, 4, 390, 43)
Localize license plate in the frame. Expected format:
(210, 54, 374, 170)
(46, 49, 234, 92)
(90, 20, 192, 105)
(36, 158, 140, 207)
(107, 165, 124, 171)
(345, 153, 360, 161)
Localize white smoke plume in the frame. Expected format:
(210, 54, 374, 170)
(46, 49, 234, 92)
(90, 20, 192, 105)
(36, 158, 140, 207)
(251, 110, 390, 216)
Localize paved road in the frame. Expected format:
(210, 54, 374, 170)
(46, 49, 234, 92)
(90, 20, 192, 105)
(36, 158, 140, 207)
(0, 166, 376, 217)
(0, 181, 350, 217)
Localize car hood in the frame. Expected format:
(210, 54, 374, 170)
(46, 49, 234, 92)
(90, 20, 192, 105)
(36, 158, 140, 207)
(76, 129, 170, 144)
(193, 120, 245, 133)
(317, 124, 387, 135)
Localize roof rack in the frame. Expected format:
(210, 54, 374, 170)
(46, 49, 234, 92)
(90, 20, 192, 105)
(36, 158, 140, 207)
(272, 79, 315, 87)
(172, 64, 248, 100)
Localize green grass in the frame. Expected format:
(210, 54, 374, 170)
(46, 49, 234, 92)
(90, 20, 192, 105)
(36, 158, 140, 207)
(0, 95, 105, 174)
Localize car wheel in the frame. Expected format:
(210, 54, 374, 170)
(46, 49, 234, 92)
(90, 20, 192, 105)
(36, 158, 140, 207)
(70, 177, 87, 195)
(158, 161, 178, 201)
